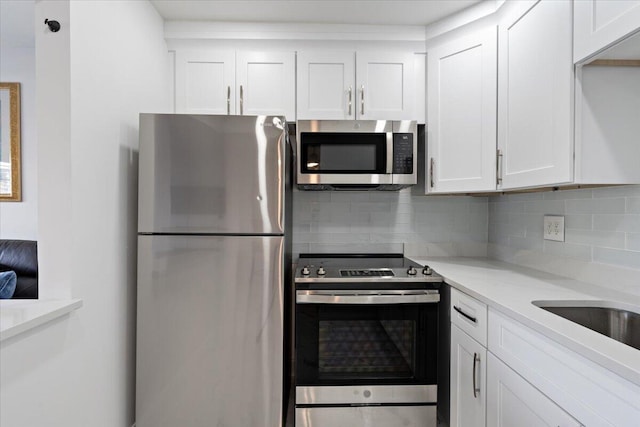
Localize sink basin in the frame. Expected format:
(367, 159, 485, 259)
(533, 300, 640, 351)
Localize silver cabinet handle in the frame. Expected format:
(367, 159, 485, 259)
(227, 85, 231, 115)
(348, 85, 352, 116)
(473, 352, 480, 398)
(360, 84, 365, 115)
(240, 85, 244, 115)
(454, 305, 477, 323)
(430, 157, 435, 188)
(496, 149, 503, 185)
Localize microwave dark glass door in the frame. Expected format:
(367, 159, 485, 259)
(296, 302, 438, 386)
(300, 132, 387, 174)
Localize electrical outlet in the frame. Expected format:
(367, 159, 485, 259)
(543, 215, 565, 242)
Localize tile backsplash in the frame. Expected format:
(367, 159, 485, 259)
(488, 185, 640, 292)
(292, 185, 640, 292)
(292, 189, 488, 258)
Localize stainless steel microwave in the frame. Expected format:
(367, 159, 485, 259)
(296, 120, 417, 190)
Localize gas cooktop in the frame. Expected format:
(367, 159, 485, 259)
(294, 253, 442, 285)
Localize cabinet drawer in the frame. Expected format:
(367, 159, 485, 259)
(451, 288, 487, 346)
(295, 405, 436, 427)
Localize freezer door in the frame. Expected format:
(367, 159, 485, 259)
(136, 235, 284, 427)
(138, 114, 286, 234)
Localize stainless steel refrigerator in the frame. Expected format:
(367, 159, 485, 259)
(136, 114, 291, 427)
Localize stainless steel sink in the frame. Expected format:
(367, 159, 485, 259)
(533, 300, 640, 351)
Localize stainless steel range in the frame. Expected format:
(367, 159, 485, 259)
(294, 254, 442, 427)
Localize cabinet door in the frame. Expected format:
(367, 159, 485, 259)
(356, 51, 415, 120)
(427, 27, 497, 193)
(236, 51, 296, 120)
(574, 0, 640, 63)
(175, 50, 235, 114)
(297, 51, 356, 120)
(451, 325, 486, 427)
(497, 0, 573, 189)
(487, 353, 582, 427)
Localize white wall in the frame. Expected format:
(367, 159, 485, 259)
(0, 0, 38, 239)
(0, 1, 170, 426)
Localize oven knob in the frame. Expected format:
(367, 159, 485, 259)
(301, 266, 310, 276)
(407, 266, 417, 275)
(317, 266, 326, 276)
(422, 266, 433, 275)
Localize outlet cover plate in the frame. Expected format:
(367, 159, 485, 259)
(544, 215, 565, 242)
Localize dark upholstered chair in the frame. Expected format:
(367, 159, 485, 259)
(0, 240, 38, 299)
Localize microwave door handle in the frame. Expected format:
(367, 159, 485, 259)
(386, 132, 393, 174)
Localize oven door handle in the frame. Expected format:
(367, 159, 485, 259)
(296, 290, 440, 304)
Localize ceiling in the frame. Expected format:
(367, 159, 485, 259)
(150, 0, 481, 26)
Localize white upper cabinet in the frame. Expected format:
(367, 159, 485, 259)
(356, 51, 415, 120)
(574, 0, 640, 63)
(426, 26, 497, 193)
(297, 51, 416, 120)
(296, 51, 356, 120)
(175, 51, 235, 115)
(497, 0, 574, 190)
(236, 51, 296, 119)
(175, 50, 296, 120)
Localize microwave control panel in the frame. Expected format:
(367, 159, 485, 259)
(393, 133, 414, 174)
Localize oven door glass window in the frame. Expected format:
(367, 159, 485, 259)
(296, 303, 437, 386)
(319, 319, 414, 377)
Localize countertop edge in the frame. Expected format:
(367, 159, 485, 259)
(412, 256, 640, 388)
(0, 299, 83, 342)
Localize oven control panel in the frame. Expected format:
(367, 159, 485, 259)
(295, 256, 442, 288)
(340, 269, 394, 277)
(297, 265, 440, 280)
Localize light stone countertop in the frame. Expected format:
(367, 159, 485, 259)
(0, 299, 83, 342)
(410, 257, 640, 387)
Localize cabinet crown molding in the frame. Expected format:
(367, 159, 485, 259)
(164, 21, 426, 42)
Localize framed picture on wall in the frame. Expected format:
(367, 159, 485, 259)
(0, 82, 21, 202)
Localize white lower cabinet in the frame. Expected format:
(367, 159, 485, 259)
(489, 308, 640, 426)
(451, 324, 486, 427)
(450, 289, 587, 427)
(486, 353, 581, 427)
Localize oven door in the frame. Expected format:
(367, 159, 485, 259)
(295, 290, 439, 388)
